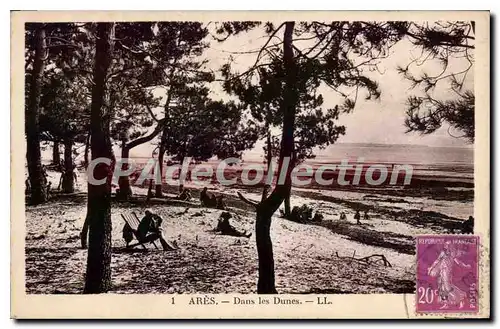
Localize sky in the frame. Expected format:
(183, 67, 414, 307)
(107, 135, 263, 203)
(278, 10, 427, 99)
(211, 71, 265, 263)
(128, 22, 474, 160)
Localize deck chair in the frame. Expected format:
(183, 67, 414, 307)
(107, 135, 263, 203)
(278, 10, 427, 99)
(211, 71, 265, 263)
(121, 212, 159, 250)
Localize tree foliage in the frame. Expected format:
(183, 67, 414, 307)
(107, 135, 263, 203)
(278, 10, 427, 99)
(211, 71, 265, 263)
(220, 21, 406, 163)
(39, 69, 90, 144)
(161, 94, 259, 163)
(395, 21, 475, 142)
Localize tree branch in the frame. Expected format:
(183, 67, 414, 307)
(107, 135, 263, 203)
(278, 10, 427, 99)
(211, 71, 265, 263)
(215, 63, 273, 82)
(237, 192, 259, 209)
(145, 105, 159, 122)
(252, 22, 286, 68)
(125, 118, 166, 150)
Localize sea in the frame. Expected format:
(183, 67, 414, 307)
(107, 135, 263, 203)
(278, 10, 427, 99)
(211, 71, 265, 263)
(116, 142, 475, 186)
(242, 143, 474, 182)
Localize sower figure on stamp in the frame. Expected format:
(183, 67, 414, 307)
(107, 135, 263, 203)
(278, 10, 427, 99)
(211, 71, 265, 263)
(427, 241, 471, 309)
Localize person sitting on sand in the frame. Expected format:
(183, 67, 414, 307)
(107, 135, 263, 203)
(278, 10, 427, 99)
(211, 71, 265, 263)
(354, 210, 361, 225)
(216, 195, 227, 210)
(312, 211, 324, 222)
(137, 210, 176, 251)
(339, 212, 347, 221)
(200, 187, 217, 207)
(177, 188, 192, 201)
(216, 212, 251, 238)
(461, 216, 474, 234)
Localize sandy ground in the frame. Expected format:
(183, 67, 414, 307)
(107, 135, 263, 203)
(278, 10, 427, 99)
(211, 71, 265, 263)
(25, 168, 472, 294)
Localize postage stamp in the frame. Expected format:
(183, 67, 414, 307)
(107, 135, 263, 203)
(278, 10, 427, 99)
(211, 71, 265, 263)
(416, 235, 480, 313)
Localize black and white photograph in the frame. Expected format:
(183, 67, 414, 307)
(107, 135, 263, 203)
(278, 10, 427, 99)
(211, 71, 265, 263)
(12, 10, 490, 319)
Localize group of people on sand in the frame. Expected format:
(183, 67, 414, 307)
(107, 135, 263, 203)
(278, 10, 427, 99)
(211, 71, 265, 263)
(26, 161, 82, 199)
(340, 208, 475, 234)
(25, 164, 52, 197)
(144, 180, 193, 202)
(121, 186, 249, 251)
(200, 187, 249, 237)
(339, 209, 370, 224)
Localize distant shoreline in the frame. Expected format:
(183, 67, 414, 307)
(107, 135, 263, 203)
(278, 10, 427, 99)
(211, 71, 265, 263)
(332, 142, 474, 149)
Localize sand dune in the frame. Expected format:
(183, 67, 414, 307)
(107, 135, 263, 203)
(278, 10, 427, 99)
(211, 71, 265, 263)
(24, 167, 471, 294)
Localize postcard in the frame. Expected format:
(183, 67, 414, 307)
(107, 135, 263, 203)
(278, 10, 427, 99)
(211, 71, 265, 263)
(11, 10, 490, 319)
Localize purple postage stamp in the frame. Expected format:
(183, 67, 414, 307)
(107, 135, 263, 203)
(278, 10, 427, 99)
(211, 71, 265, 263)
(416, 235, 479, 313)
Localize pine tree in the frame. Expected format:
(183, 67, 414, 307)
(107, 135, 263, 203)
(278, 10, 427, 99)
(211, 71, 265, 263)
(83, 22, 115, 294)
(25, 24, 48, 204)
(219, 20, 406, 293)
(25, 22, 83, 203)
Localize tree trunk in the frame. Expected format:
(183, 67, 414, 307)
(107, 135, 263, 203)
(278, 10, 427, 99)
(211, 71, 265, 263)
(178, 155, 186, 193)
(117, 143, 132, 199)
(83, 23, 115, 294)
(283, 153, 296, 217)
(255, 207, 277, 293)
(52, 141, 61, 165)
(155, 143, 165, 197)
(80, 208, 90, 249)
(261, 130, 273, 202)
(255, 22, 297, 294)
(62, 138, 74, 193)
(261, 185, 270, 203)
(284, 192, 291, 217)
(115, 119, 168, 198)
(83, 130, 90, 169)
(26, 24, 48, 205)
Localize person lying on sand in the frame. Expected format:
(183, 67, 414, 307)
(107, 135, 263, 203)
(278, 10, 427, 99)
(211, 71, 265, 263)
(215, 212, 251, 238)
(136, 210, 177, 251)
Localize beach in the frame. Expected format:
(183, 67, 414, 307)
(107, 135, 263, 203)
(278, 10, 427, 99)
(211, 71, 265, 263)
(24, 143, 473, 294)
